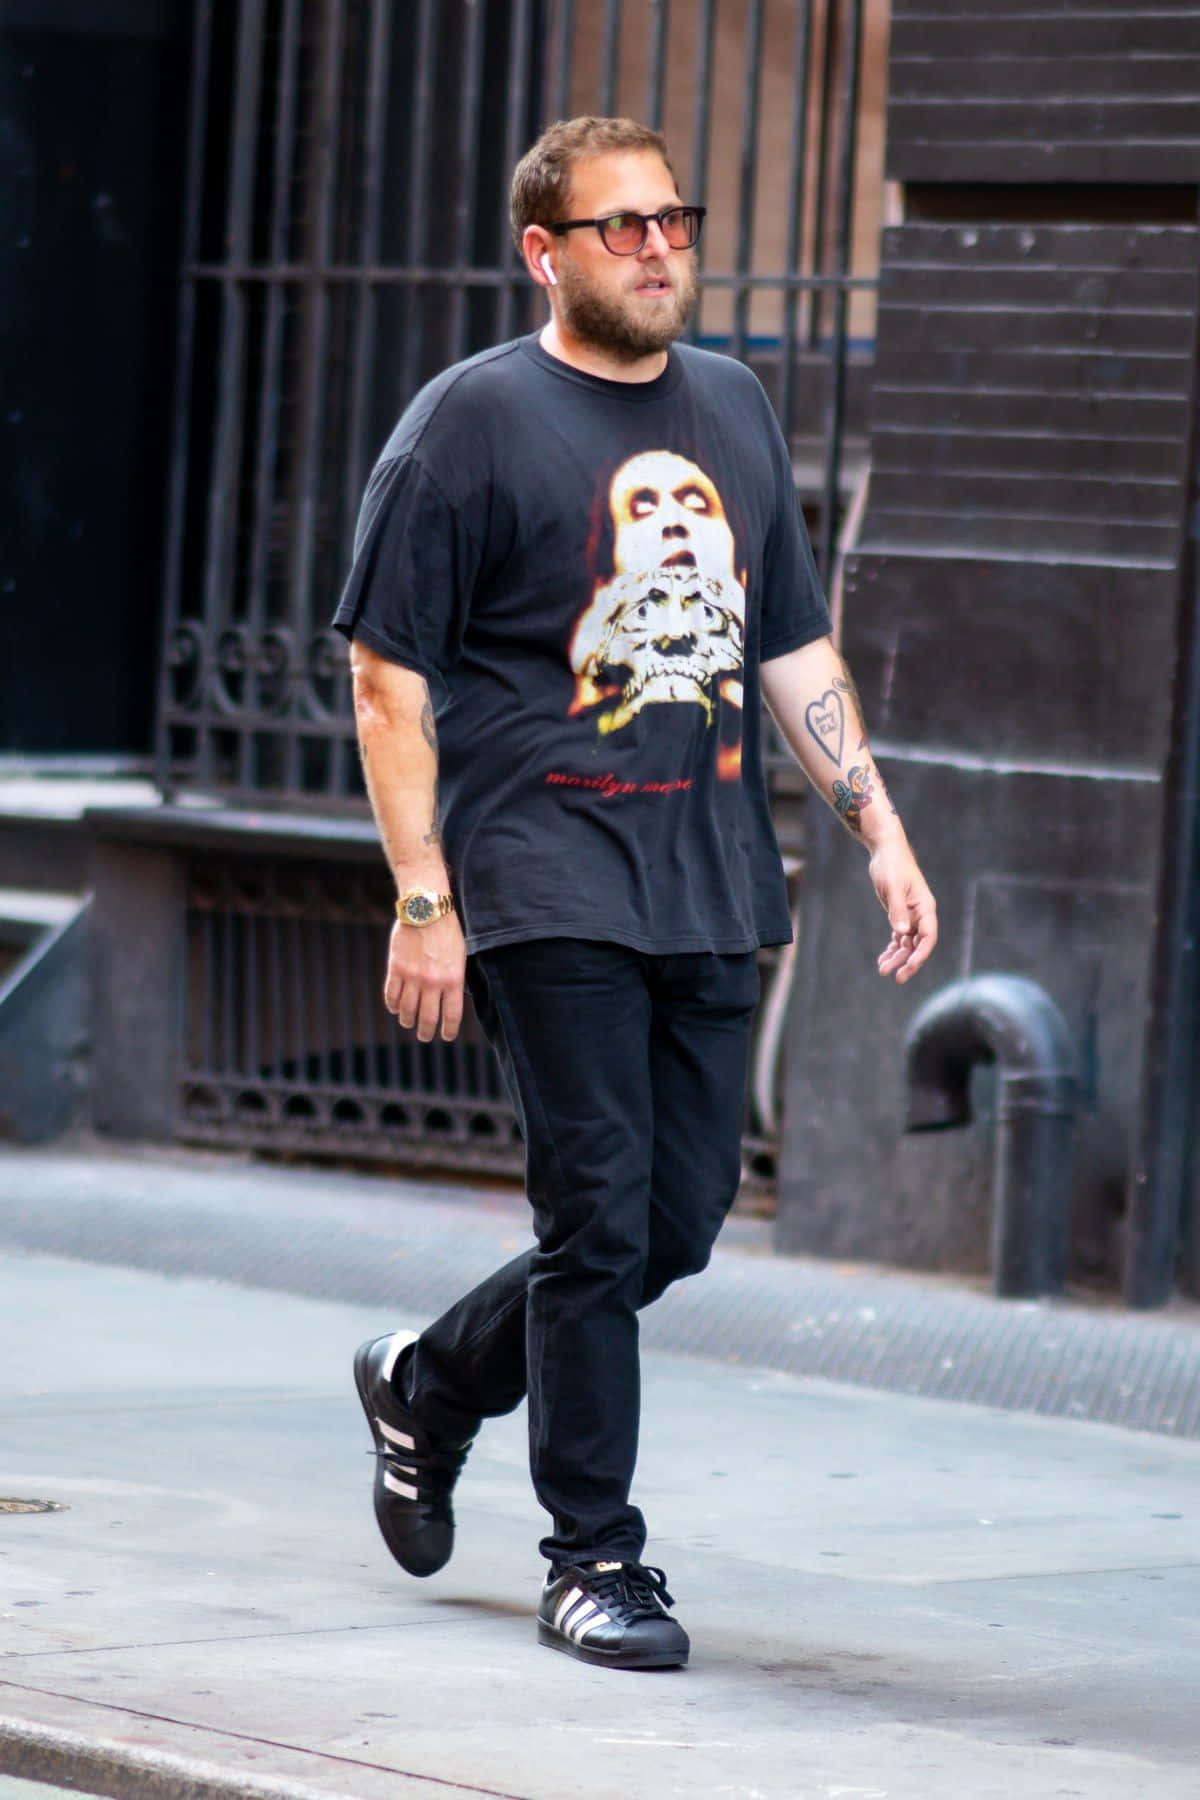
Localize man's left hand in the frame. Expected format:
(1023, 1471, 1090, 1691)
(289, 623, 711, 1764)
(868, 838, 938, 985)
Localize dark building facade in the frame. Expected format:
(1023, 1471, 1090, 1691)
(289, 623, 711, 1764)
(0, 2, 189, 757)
(777, 0, 1200, 1302)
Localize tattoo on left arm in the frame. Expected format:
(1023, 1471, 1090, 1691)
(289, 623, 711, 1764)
(832, 763, 876, 833)
(422, 780, 442, 847)
(834, 671, 866, 734)
(420, 693, 437, 753)
(804, 688, 846, 766)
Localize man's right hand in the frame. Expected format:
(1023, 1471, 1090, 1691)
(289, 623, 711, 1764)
(383, 912, 467, 1043)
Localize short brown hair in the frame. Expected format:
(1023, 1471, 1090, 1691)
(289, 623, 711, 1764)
(510, 116, 678, 250)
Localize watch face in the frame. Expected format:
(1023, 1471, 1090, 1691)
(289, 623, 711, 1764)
(404, 893, 436, 924)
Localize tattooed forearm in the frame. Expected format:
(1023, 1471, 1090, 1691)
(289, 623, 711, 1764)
(833, 670, 866, 734)
(801, 659, 876, 770)
(804, 687, 846, 766)
(420, 690, 437, 753)
(422, 780, 442, 847)
(832, 763, 876, 833)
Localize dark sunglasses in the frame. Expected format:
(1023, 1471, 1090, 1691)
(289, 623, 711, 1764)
(547, 205, 706, 257)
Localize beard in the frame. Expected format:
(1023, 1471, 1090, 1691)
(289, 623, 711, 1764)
(555, 257, 699, 361)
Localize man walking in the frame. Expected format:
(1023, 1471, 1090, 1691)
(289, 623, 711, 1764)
(335, 116, 936, 1671)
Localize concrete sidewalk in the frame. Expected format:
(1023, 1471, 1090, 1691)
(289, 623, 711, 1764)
(1, 1149, 1199, 1798)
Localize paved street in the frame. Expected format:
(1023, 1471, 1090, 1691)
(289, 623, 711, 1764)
(1, 1146, 1199, 1799)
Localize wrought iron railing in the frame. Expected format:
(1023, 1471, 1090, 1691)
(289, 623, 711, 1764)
(179, 853, 522, 1166)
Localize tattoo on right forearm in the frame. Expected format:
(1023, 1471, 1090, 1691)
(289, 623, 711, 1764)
(420, 690, 437, 753)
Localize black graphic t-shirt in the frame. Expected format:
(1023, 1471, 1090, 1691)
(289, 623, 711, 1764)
(333, 335, 830, 954)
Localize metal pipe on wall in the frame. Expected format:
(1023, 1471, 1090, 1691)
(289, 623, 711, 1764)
(904, 975, 1079, 1300)
(1126, 316, 1200, 1308)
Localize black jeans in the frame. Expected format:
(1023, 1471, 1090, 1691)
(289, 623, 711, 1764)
(399, 938, 760, 1568)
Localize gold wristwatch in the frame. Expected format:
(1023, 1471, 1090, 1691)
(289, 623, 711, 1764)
(395, 888, 455, 927)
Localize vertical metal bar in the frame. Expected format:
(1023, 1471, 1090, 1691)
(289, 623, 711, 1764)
(222, 907, 237, 1076)
(246, 0, 301, 622)
(690, 0, 716, 216)
(1126, 295, 1200, 1307)
(552, 0, 575, 119)
(599, 0, 621, 114)
(286, 0, 346, 795)
(332, 915, 355, 1085)
(646, 0, 668, 130)
(731, 0, 765, 366)
(244, 908, 259, 1080)
(808, 0, 841, 350)
(244, 0, 302, 801)
(198, 0, 266, 785)
(268, 901, 285, 1079)
(779, 0, 815, 445)
(311, 918, 332, 1088)
(200, 908, 215, 1077)
(351, 908, 375, 1088)
(450, 0, 487, 365)
(288, 914, 305, 1082)
(685, 0, 716, 345)
(497, 0, 535, 344)
(343, 0, 393, 557)
(401, 0, 438, 405)
(818, 0, 863, 587)
(207, 0, 265, 616)
(156, 0, 215, 795)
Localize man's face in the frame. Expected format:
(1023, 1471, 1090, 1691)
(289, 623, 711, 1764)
(610, 451, 737, 586)
(553, 150, 699, 360)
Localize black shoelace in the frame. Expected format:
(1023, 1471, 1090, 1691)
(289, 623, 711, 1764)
(579, 1561, 676, 1621)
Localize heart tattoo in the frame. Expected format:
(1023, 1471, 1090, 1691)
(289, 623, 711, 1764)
(804, 689, 845, 766)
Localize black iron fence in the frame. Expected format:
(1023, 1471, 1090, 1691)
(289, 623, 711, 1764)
(156, 0, 882, 1187)
(179, 852, 523, 1167)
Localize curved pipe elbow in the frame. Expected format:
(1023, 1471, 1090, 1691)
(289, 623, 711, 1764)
(904, 974, 1077, 1132)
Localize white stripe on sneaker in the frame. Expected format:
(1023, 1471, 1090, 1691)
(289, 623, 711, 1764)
(378, 1419, 416, 1450)
(575, 1610, 612, 1644)
(383, 1469, 419, 1500)
(553, 1590, 613, 1643)
(554, 1587, 583, 1631)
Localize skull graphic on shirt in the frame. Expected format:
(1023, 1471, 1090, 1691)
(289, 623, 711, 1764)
(584, 564, 743, 736)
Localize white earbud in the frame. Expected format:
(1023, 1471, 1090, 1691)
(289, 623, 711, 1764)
(540, 252, 557, 287)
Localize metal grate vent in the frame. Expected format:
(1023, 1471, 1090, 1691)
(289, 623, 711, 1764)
(176, 851, 792, 1197)
(178, 856, 523, 1170)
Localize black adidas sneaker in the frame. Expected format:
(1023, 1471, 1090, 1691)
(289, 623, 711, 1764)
(353, 1332, 472, 1578)
(538, 1561, 690, 1669)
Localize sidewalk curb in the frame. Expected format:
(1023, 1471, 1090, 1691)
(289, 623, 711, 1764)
(0, 1714, 364, 1800)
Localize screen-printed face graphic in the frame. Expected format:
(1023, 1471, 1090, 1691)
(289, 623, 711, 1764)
(610, 452, 736, 580)
(570, 452, 746, 754)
